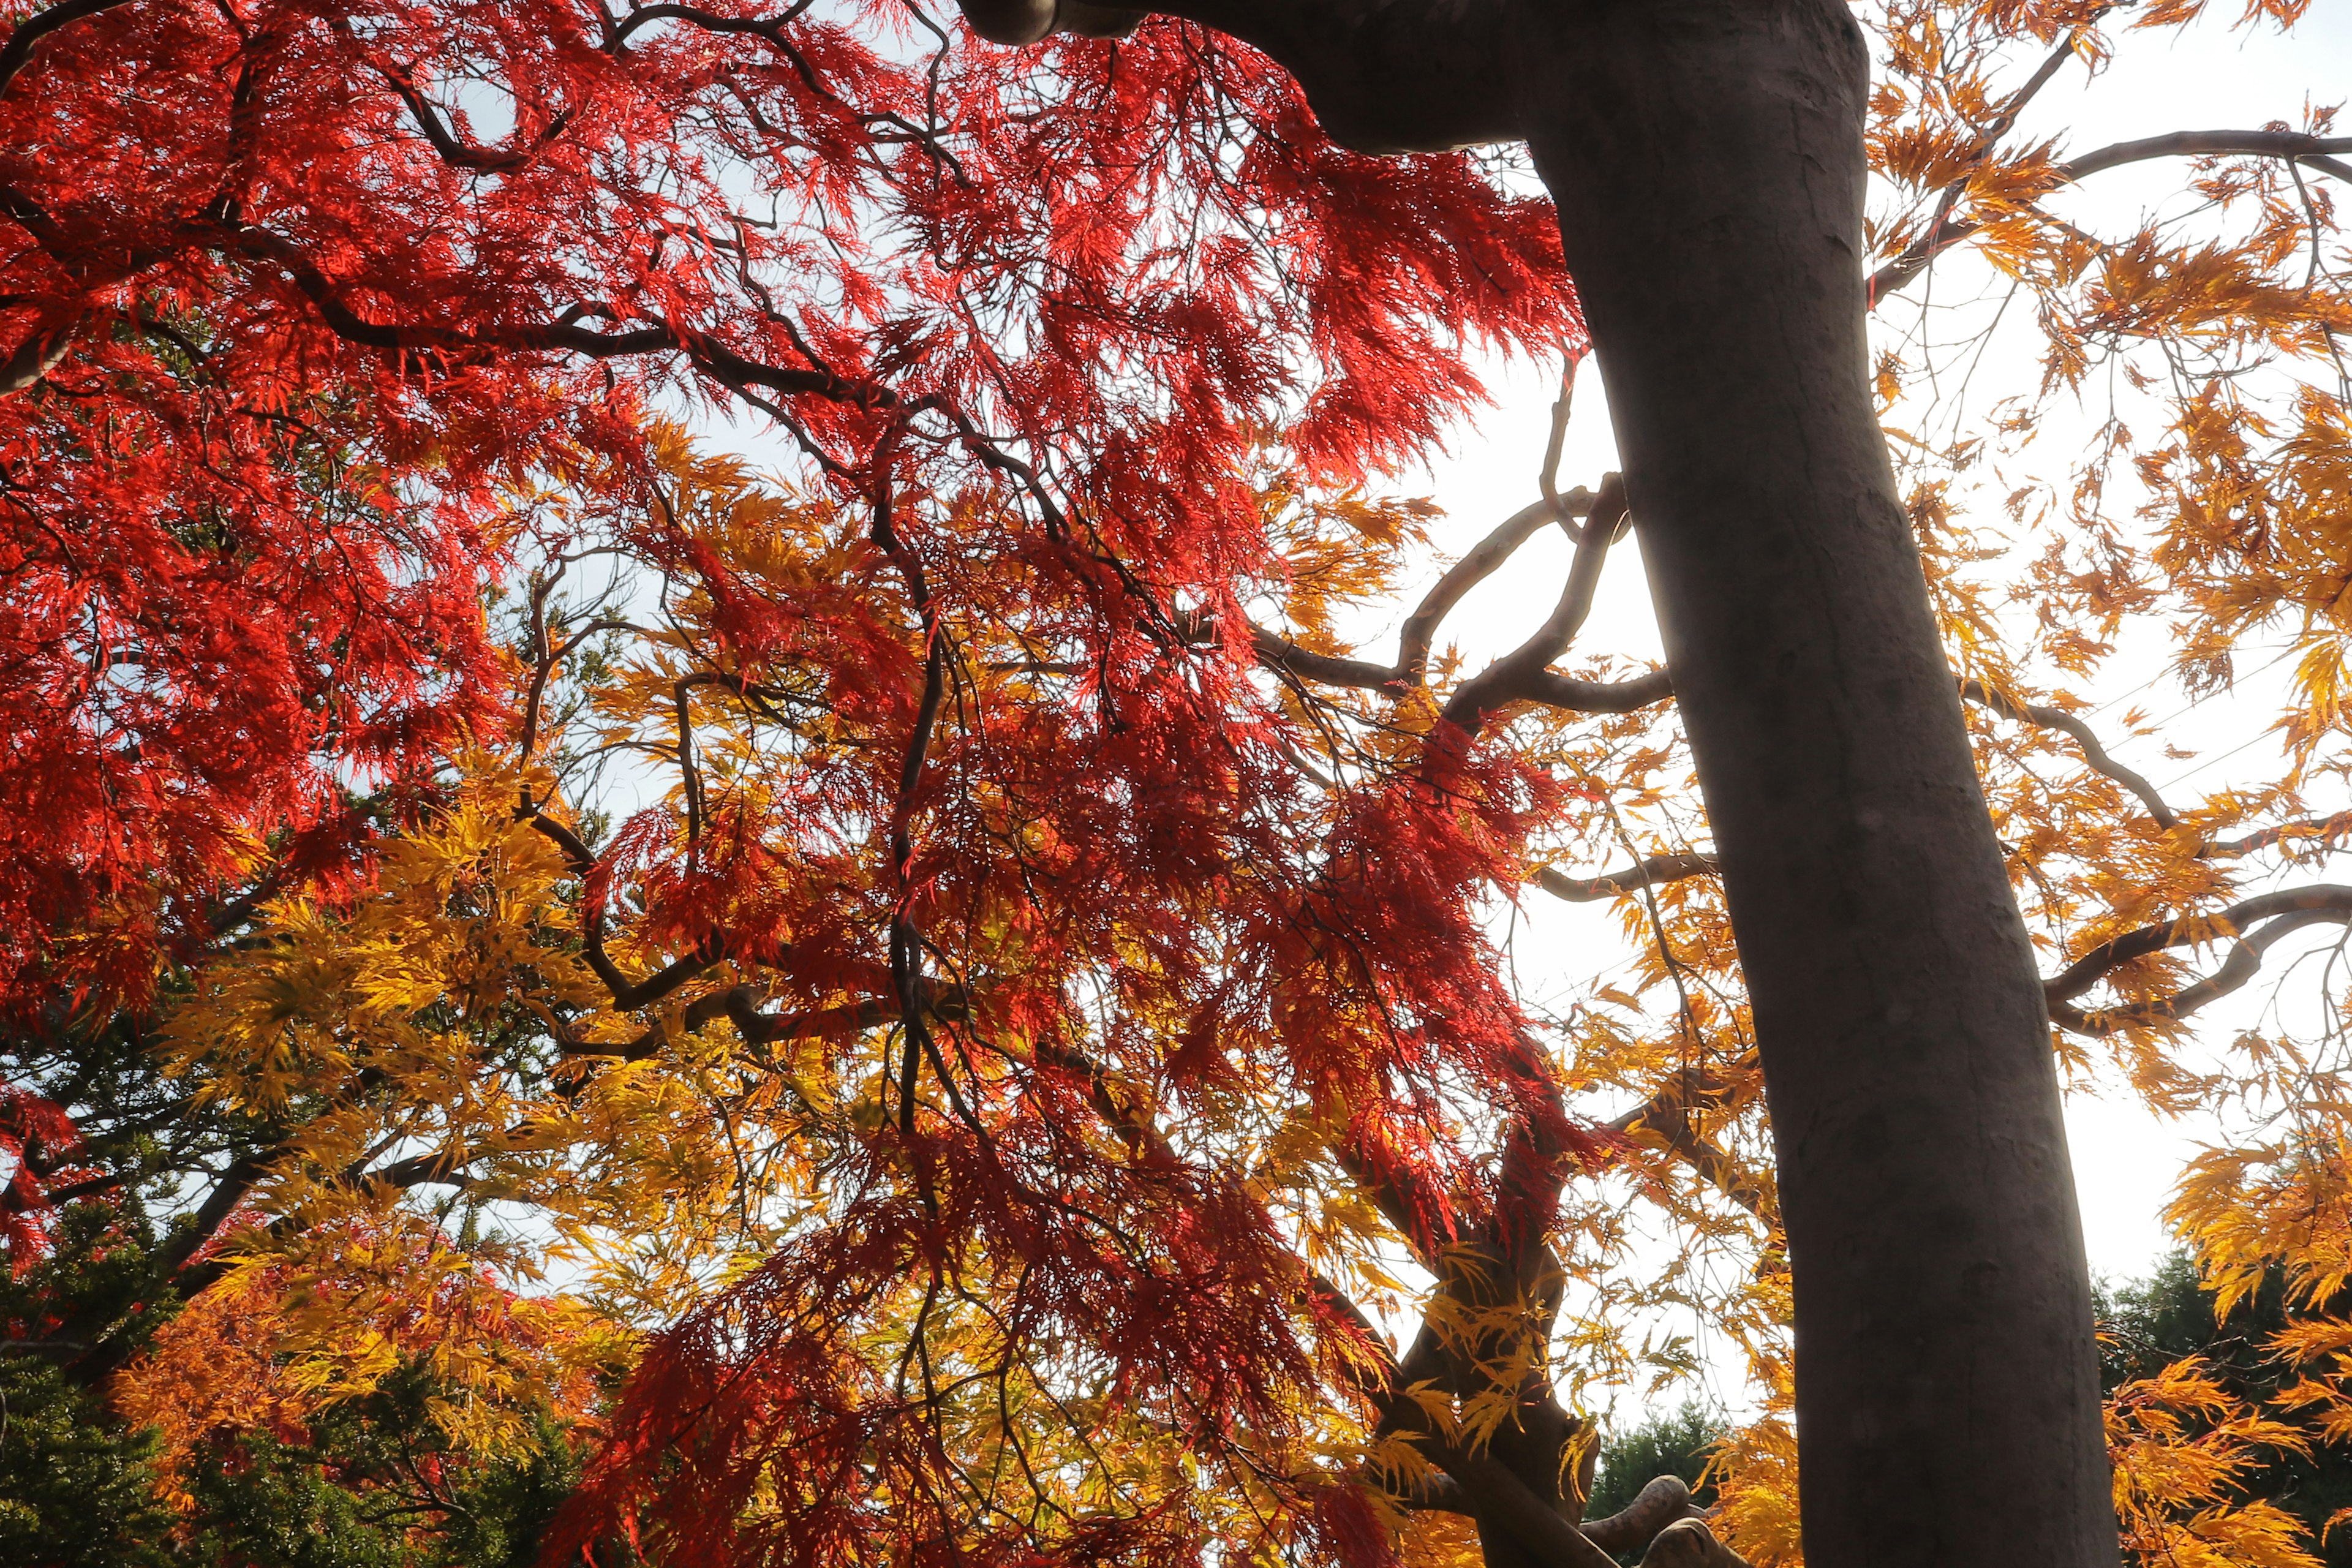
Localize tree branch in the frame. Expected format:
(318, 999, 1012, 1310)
(2203, 810, 2352, 860)
(1960, 677, 2177, 829)
(1246, 625, 1400, 690)
(1872, 130, 2352, 301)
(1518, 666, 1675, 715)
(2043, 884, 2352, 1000)
(373, 58, 576, 173)
(2042, 886, 2352, 1034)
(1250, 620, 1670, 713)
(515, 807, 728, 1010)
(609, 2, 821, 51)
(221, 221, 875, 403)
(0, 0, 137, 100)
(1607, 1065, 1770, 1218)
(1582, 1475, 1711, 1556)
(1536, 851, 1719, 903)
(600, 982, 932, 1060)
(0, 311, 76, 392)
(1441, 473, 1629, 733)
(1396, 492, 1589, 684)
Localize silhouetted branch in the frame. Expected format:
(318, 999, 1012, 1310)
(1246, 626, 1399, 689)
(1961, 677, 2177, 829)
(515, 807, 727, 1009)
(2204, 810, 2352, 860)
(1537, 852, 1720, 903)
(1442, 473, 1629, 732)
(2043, 886, 2352, 1034)
(1397, 494, 1585, 684)
(375, 58, 576, 172)
(0, 0, 137, 99)
(1872, 129, 2352, 300)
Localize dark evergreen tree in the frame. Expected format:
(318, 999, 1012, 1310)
(2100, 1254, 2352, 1567)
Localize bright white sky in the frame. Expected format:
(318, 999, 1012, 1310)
(1384, 2, 2352, 1379)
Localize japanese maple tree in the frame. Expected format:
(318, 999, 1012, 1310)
(4, 2, 2352, 1567)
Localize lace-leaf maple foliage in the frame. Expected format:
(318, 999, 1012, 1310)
(7, 1, 2352, 1566)
(0, 0, 1569, 1009)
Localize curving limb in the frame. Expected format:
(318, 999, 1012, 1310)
(1536, 851, 1719, 903)
(1247, 485, 1597, 695)
(0, 0, 136, 100)
(1246, 625, 1399, 690)
(516, 807, 729, 1010)
(0, 206, 878, 405)
(1518, 666, 1675, 716)
(2204, 810, 2352, 861)
(2041, 885, 2352, 1035)
(1398, 493, 1589, 684)
(1872, 129, 2352, 302)
(1960, 677, 2177, 829)
(1607, 1065, 1770, 1218)
(1251, 620, 1670, 714)
(369, 54, 578, 173)
(1583, 1476, 1714, 1555)
(1439, 473, 1629, 733)
(0, 310, 75, 392)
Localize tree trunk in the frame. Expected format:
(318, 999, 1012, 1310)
(965, 0, 2124, 1561)
(1515, 3, 2118, 1564)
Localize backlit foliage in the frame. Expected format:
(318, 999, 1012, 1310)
(2, 0, 2351, 1565)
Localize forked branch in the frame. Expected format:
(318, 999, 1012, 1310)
(2042, 885, 2352, 1034)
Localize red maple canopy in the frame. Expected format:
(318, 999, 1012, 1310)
(0, 0, 1572, 990)
(12, 3, 2351, 1567)
(4, 3, 1600, 1560)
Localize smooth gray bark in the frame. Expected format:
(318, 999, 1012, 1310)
(961, 2, 2122, 1564)
(1511, 8, 2116, 1566)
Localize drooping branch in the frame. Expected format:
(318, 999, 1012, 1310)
(2041, 885, 2352, 1034)
(1245, 486, 1593, 692)
(1250, 616, 1671, 714)
(600, 983, 927, 1061)
(0, 214, 884, 406)
(1959, 677, 2177, 829)
(1607, 1065, 1770, 1218)
(2204, 810, 2352, 860)
(1536, 851, 1720, 903)
(516, 807, 728, 1010)
(0, 0, 137, 100)
(1396, 492, 1589, 684)
(1871, 129, 2352, 301)
(608, 2, 823, 52)
(1238, 459, 1675, 720)
(2043, 884, 2352, 1000)
(371, 58, 577, 173)
(1519, 666, 1675, 715)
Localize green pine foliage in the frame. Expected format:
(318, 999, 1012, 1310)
(2100, 1252, 2352, 1568)
(1583, 1400, 1728, 1564)
(1587, 1400, 1725, 1523)
(0, 1358, 176, 1568)
(180, 1374, 593, 1568)
(2, 985, 619, 1568)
